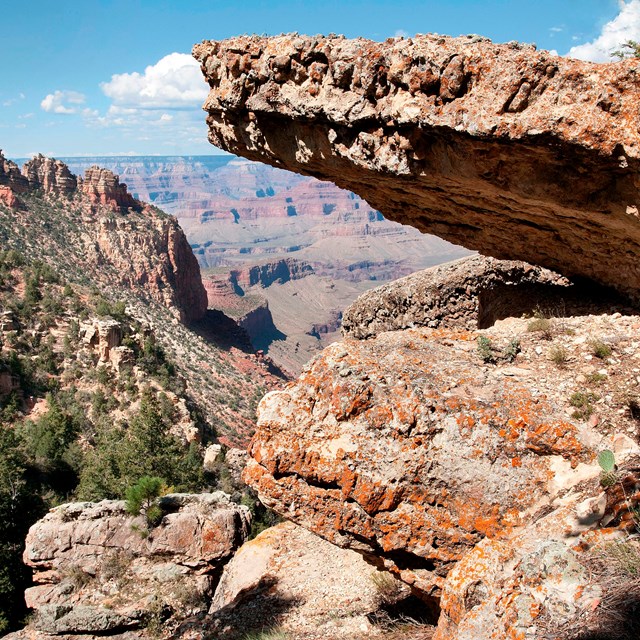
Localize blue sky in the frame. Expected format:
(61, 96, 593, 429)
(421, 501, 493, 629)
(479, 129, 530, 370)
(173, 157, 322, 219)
(1, 0, 637, 157)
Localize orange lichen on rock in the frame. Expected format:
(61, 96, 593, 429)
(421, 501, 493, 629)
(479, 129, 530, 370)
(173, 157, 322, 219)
(244, 327, 599, 600)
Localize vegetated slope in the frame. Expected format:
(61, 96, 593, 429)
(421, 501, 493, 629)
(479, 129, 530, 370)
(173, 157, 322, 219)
(61, 155, 469, 373)
(0, 159, 285, 633)
(0, 154, 285, 445)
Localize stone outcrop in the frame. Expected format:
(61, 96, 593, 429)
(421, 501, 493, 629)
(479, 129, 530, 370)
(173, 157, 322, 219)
(230, 258, 314, 291)
(16, 494, 250, 638)
(0, 150, 29, 193)
(0, 185, 21, 208)
(194, 33, 640, 300)
(342, 254, 634, 339)
(80, 166, 141, 212)
(245, 309, 640, 636)
(22, 154, 77, 196)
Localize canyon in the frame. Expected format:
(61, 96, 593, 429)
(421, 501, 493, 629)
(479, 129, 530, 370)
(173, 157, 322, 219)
(6, 26, 640, 640)
(61, 154, 469, 373)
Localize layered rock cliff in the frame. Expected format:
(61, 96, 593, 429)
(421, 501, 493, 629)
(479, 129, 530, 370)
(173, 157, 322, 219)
(23, 154, 77, 196)
(194, 34, 640, 300)
(80, 165, 141, 212)
(0, 151, 208, 324)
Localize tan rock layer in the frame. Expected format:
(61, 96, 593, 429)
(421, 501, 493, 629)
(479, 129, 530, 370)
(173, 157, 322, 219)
(194, 33, 640, 300)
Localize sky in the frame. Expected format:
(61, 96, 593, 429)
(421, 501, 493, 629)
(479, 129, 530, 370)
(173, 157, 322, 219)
(1, 0, 639, 158)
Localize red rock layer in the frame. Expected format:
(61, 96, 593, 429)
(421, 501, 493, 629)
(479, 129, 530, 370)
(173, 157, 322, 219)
(80, 166, 141, 212)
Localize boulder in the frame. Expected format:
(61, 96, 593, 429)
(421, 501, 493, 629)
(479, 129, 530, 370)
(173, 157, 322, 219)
(21, 494, 250, 637)
(208, 521, 393, 639)
(194, 33, 640, 301)
(245, 309, 640, 636)
(342, 254, 634, 339)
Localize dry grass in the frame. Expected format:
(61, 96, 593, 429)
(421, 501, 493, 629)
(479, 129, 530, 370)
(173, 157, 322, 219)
(557, 538, 640, 640)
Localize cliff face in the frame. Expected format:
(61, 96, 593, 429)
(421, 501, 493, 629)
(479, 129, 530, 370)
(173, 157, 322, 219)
(80, 165, 140, 212)
(194, 34, 640, 300)
(22, 154, 77, 196)
(0, 151, 208, 324)
(230, 258, 313, 290)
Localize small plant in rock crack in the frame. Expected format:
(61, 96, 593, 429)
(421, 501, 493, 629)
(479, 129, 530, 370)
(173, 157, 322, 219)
(477, 336, 494, 363)
(598, 449, 618, 487)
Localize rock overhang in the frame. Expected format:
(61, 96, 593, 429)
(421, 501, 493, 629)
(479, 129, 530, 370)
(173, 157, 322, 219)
(193, 33, 640, 301)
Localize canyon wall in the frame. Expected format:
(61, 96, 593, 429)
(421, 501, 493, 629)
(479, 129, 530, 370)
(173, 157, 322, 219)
(0, 151, 208, 324)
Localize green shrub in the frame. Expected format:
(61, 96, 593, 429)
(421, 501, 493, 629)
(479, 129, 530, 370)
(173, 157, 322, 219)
(503, 338, 520, 362)
(477, 336, 494, 363)
(549, 345, 568, 366)
(569, 391, 598, 421)
(590, 339, 612, 359)
(125, 476, 165, 528)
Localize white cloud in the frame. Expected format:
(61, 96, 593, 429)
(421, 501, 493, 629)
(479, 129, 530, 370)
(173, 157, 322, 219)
(568, 0, 640, 61)
(40, 90, 86, 114)
(100, 53, 208, 109)
(394, 29, 409, 38)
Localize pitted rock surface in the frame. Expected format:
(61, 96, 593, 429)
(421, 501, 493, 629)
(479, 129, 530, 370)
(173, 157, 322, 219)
(245, 325, 601, 598)
(246, 310, 640, 637)
(194, 33, 640, 300)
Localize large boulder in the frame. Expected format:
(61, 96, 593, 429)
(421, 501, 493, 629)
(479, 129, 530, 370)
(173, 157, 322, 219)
(245, 309, 640, 637)
(208, 521, 392, 639)
(18, 493, 250, 638)
(194, 33, 640, 301)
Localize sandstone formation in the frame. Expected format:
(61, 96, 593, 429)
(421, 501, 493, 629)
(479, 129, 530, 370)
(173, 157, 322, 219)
(194, 33, 640, 300)
(342, 254, 634, 339)
(0, 153, 209, 324)
(23, 154, 77, 196)
(246, 310, 640, 637)
(15, 494, 250, 638)
(0, 151, 28, 193)
(80, 166, 141, 212)
(0, 185, 21, 209)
